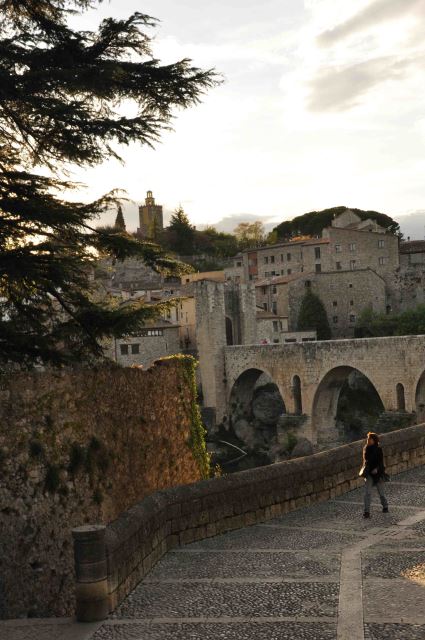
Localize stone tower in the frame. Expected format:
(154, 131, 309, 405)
(137, 191, 163, 238)
(195, 280, 257, 427)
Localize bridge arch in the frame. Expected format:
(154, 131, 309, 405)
(415, 369, 425, 423)
(225, 316, 234, 346)
(292, 375, 303, 415)
(312, 366, 385, 447)
(228, 367, 286, 451)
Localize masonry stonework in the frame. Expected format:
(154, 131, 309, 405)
(222, 335, 425, 445)
(0, 361, 202, 619)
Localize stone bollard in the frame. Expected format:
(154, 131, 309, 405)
(72, 524, 109, 622)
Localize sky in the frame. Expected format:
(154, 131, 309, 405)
(69, 0, 425, 237)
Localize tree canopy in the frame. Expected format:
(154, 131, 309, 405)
(0, 0, 219, 367)
(297, 289, 331, 340)
(356, 306, 425, 338)
(233, 221, 265, 249)
(273, 206, 400, 241)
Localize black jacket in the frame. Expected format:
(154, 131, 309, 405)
(363, 444, 385, 483)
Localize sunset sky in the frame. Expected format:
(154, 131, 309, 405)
(70, 0, 425, 237)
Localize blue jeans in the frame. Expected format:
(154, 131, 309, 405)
(364, 475, 388, 512)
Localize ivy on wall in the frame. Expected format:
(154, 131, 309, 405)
(157, 354, 210, 479)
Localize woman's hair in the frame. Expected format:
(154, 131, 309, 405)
(367, 431, 380, 445)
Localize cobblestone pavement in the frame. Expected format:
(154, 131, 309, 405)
(2, 466, 425, 640)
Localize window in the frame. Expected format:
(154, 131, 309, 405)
(236, 261, 242, 267)
(280, 254, 284, 262)
(249, 274, 253, 281)
(350, 300, 354, 306)
(315, 263, 321, 273)
(336, 262, 342, 270)
(287, 253, 291, 261)
(263, 302, 268, 311)
(333, 316, 338, 324)
(285, 338, 296, 343)
(185, 278, 190, 283)
(264, 256, 269, 264)
(379, 256, 387, 266)
(261, 286, 267, 295)
(131, 343, 140, 355)
(270, 255, 275, 264)
(281, 269, 285, 275)
(335, 244, 341, 253)
(350, 260, 356, 270)
(333, 300, 338, 307)
(272, 301, 277, 314)
(349, 314, 356, 323)
(272, 320, 279, 332)
(139, 329, 164, 337)
(378, 239, 385, 249)
(315, 247, 321, 259)
(349, 283, 353, 288)
(349, 243, 356, 252)
(264, 272, 270, 277)
(272, 285, 277, 294)
(305, 280, 311, 288)
(287, 269, 292, 275)
(120, 344, 129, 355)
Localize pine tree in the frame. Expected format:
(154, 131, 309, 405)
(0, 0, 220, 367)
(114, 205, 126, 232)
(167, 206, 195, 255)
(297, 289, 332, 340)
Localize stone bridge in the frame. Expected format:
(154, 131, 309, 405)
(214, 335, 425, 446)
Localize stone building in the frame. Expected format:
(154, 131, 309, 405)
(392, 240, 425, 312)
(255, 268, 387, 339)
(109, 319, 180, 368)
(137, 190, 164, 238)
(232, 210, 399, 284)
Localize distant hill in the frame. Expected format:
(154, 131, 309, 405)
(272, 206, 400, 240)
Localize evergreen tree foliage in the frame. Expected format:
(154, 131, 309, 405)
(114, 205, 126, 231)
(0, 0, 219, 367)
(356, 305, 425, 337)
(297, 289, 331, 340)
(273, 206, 400, 240)
(166, 206, 195, 255)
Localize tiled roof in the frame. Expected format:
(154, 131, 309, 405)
(255, 272, 310, 287)
(400, 240, 425, 254)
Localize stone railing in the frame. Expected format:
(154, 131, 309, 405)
(72, 423, 425, 621)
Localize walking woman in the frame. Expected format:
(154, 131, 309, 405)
(361, 432, 389, 518)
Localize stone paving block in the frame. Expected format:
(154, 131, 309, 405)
(146, 550, 340, 580)
(110, 582, 339, 619)
(269, 499, 411, 531)
(185, 524, 358, 550)
(363, 578, 425, 622)
(92, 622, 337, 640)
(364, 623, 425, 640)
(362, 550, 425, 579)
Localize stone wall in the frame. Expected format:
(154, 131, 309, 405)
(286, 269, 387, 338)
(0, 360, 203, 619)
(82, 423, 425, 619)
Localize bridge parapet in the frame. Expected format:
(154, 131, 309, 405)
(73, 423, 425, 621)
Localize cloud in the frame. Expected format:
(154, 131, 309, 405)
(308, 54, 423, 112)
(318, 0, 425, 47)
(398, 210, 425, 240)
(201, 213, 275, 234)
